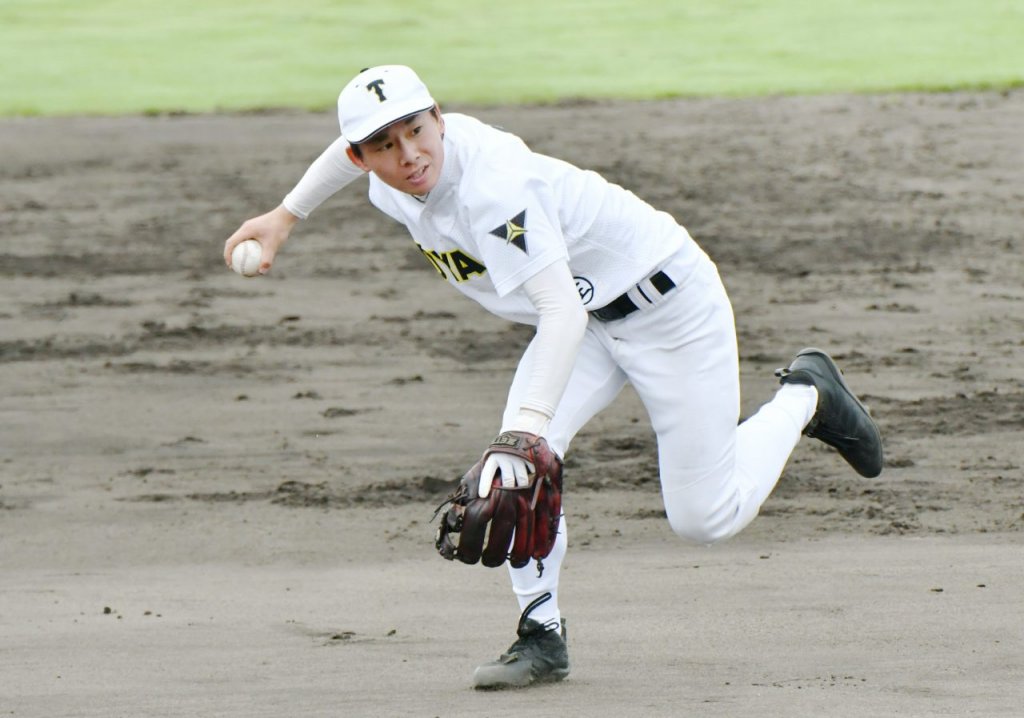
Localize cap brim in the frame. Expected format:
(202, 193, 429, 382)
(342, 99, 436, 144)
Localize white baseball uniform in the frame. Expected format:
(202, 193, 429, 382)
(283, 112, 818, 629)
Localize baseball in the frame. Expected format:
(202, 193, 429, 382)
(230, 239, 262, 277)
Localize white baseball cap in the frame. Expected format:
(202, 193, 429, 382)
(337, 65, 437, 144)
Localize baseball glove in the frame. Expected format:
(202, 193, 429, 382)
(435, 431, 563, 574)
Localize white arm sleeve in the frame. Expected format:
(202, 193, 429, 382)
(502, 260, 589, 436)
(281, 137, 366, 219)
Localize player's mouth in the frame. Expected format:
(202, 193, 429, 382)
(407, 165, 430, 187)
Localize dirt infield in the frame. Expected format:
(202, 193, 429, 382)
(2, 90, 1023, 716)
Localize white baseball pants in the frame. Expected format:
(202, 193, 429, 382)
(500, 249, 817, 627)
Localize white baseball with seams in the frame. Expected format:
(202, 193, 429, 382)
(231, 239, 262, 277)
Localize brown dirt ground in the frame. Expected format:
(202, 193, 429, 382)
(2, 90, 1023, 717)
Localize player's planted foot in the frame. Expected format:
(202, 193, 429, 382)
(776, 347, 884, 478)
(473, 593, 569, 690)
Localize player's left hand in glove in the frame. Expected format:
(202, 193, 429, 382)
(435, 431, 563, 573)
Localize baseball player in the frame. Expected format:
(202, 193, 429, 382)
(224, 65, 883, 689)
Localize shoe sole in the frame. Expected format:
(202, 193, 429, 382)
(473, 666, 570, 690)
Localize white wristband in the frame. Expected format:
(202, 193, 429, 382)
(503, 408, 551, 437)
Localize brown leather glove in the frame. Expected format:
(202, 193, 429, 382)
(435, 432, 563, 573)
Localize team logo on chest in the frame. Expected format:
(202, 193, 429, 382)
(489, 209, 529, 254)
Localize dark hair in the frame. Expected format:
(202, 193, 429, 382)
(349, 106, 440, 159)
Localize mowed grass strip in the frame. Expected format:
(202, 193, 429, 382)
(1, 0, 1022, 116)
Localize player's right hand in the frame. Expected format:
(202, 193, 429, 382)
(224, 204, 300, 274)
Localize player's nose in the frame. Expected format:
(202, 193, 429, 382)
(397, 137, 419, 164)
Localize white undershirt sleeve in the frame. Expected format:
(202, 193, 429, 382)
(281, 137, 367, 219)
(502, 259, 589, 436)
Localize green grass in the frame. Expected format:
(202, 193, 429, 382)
(2, 0, 1022, 116)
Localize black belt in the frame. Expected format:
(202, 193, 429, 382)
(590, 270, 676, 322)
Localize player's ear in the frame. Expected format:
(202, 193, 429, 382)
(433, 104, 445, 137)
(346, 145, 369, 172)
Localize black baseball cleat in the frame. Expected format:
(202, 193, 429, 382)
(473, 593, 569, 690)
(775, 348, 884, 478)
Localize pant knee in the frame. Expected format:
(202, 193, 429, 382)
(665, 501, 738, 545)
(668, 518, 731, 545)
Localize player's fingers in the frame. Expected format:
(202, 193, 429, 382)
(513, 460, 535, 488)
(479, 454, 499, 498)
(257, 244, 277, 275)
(224, 223, 254, 266)
(496, 455, 519, 489)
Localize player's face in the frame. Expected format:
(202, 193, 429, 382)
(350, 110, 445, 195)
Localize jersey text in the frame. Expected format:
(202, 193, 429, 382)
(418, 245, 487, 283)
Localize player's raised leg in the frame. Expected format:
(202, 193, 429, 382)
(618, 256, 819, 543)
